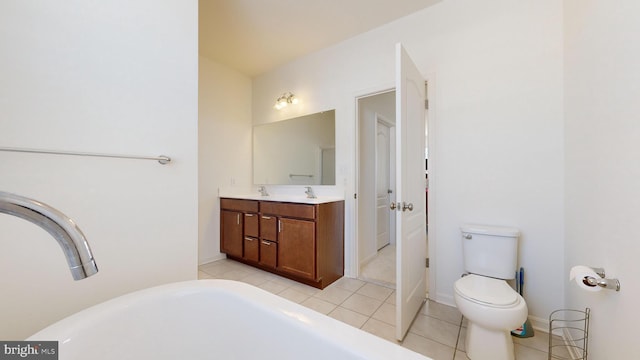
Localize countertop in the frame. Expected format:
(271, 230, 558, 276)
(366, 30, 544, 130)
(220, 194, 344, 204)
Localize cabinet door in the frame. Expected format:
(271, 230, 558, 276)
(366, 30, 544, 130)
(259, 240, 277, 268)
(221, 210, 243, 258)
(277, 218, 316, 280)
(260, 215, 277, 242)
(243, 237, 259, 262)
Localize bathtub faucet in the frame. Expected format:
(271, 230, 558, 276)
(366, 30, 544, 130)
(0, 191, 98, 280)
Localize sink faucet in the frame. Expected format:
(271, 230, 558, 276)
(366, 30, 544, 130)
(0, 191, 98, 280)
(304, 186, 316, 199)
(258, 186, 269, 196)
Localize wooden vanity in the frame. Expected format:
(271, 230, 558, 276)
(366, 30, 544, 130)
(220, 197, 344, 289)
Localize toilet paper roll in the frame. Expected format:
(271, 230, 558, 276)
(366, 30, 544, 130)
(569, 265, 602, 292)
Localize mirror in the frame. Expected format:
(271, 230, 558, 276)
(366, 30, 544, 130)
(253, 110, 335, 185)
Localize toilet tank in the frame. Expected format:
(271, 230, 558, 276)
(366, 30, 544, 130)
(461, 224, 520, 280)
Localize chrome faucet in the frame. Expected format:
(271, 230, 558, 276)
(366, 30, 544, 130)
(0, 191, 98, 280)
(304, 186, 316, 199)
(258, 186, 269, 196)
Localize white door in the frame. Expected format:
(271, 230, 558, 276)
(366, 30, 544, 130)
(376, 118, 392, 250)
(395, 43, 427, 341)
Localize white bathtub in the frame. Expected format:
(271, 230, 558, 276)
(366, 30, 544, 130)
(28, 280, 430, 360)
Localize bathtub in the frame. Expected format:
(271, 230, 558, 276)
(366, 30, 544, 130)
(28, 279, 430, 360)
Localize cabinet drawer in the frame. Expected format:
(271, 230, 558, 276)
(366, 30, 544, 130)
(243, 237, 259, 262)
(244, 213, 259, 237)
(220, 198, 259, 212)
(260, 215, 277, 242)
(259, 240, 277, 268)
(260, 202, 315, 220)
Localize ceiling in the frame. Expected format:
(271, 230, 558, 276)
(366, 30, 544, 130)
(199, 0, 442, 77)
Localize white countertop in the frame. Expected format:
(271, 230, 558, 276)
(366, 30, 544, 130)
(220, 193, 344, 204)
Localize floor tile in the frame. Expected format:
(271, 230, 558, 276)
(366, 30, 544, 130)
(356, 282, 394, 301)
(300, 297, 337, 315)
(312, 285, 354, 305)
(361, 318, 398, 343)
(238, 272, 270, 286)
(454, 350, 470, 359)
(514, 343, 548, 360)
(385, 290, 397, 305)
(402, 332, 456, 360)
(199, 261, 235, 276)
(409, 313, 461, 348)
(198, 270, 213, 279)
(372, 302, 396, 325)
(421, 299, 462, 326)
(341, 293, 384, 317)
(278, 287, 311, 304)
(328, 307, 369, 329)
(218, 269, 252, 281)
(289, 282, 320, 297)
(256, 280, 288, 294)
(332, 276, 366, 292)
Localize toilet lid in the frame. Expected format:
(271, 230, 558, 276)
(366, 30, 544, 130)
(455, 274, 520, 307)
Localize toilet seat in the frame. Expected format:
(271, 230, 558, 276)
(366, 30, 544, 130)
(455, 274, 520, 308)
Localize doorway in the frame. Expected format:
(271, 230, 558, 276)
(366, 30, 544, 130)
(357, 90, 397, 286)
(355, 85, 430, 289)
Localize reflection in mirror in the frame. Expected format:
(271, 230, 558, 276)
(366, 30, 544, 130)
(253, 110, 335, 185)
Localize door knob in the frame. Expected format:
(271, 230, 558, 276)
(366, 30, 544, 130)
(390, 202, 397, 210)
(402, 202, 414, 212)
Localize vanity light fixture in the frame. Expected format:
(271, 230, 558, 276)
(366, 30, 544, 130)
(274, 92, 299, 110)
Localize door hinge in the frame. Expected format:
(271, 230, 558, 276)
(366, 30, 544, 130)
(425, 99, 429, 110)
(426, 257, 430, 268)
(354, 193, 357, 199)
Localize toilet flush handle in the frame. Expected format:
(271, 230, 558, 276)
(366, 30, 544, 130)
(464, 233, 472, 240)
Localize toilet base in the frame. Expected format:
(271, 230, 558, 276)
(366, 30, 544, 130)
(465, 322, 516, 360)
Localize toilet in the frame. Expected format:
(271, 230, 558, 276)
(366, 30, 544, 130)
(453, 224, 528, 360)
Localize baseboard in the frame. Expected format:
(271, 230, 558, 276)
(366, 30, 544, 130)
(432, 291, 456, 307)
(528, 315, 549, 334)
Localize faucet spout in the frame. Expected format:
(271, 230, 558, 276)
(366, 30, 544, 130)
(304, 186, 317, 199)
(258, 186, 269, 196)
(0, 191, 98, 280)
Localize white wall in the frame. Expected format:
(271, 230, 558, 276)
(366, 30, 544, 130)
(564, 1, 640, 357)
(0, 0, 198, 339)
(252, 0, 565, 325)
(198, 56, 253, 264)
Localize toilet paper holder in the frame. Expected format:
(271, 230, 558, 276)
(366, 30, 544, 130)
(582, 267, 621, 291)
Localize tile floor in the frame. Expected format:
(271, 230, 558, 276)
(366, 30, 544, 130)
(199, 258, 552, 360)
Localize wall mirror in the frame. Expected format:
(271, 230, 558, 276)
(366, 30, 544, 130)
(253, 110, 335, 185)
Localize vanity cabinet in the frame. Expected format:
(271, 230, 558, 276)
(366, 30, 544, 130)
(220, 198, 344, 289)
